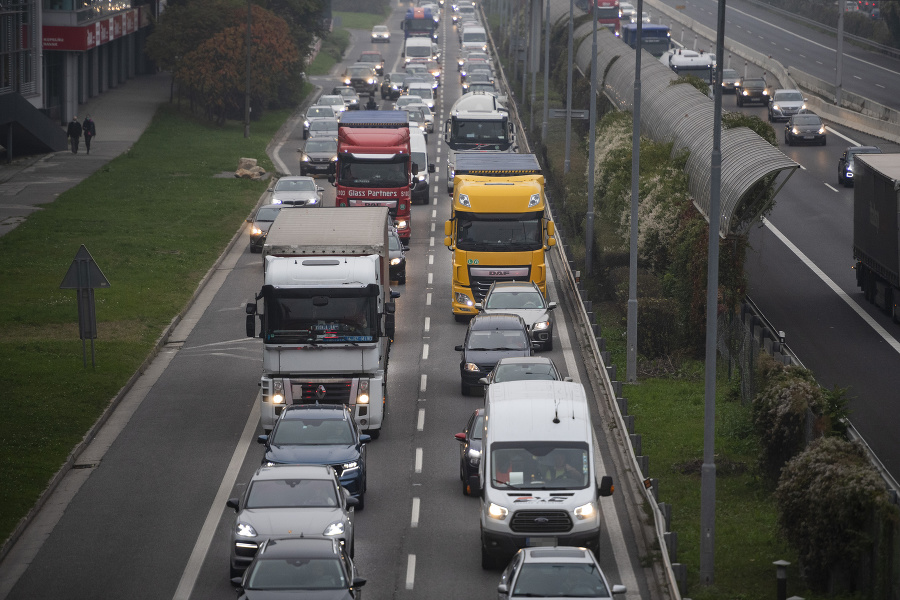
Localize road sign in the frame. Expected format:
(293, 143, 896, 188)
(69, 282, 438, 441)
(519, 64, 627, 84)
(549, 109, 590, 119)
(60, 245, 110, 366)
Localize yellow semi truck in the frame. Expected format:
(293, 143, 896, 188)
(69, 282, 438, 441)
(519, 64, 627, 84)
(443, 153, 556, 320)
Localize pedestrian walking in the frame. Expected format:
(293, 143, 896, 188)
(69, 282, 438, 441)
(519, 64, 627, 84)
(82, 114, 96, 154)
(67, 116, 83, 154)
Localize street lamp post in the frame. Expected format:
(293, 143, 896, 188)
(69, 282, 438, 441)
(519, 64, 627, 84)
(244, 0, 251, 138)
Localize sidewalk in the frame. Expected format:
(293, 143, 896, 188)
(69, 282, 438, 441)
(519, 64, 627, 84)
(0, 72, 172, 238)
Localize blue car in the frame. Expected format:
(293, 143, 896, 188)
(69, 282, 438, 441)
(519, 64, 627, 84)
(258, 405, 370, 509)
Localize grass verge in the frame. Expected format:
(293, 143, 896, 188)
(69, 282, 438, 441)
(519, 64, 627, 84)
(0, 104, 292, 546)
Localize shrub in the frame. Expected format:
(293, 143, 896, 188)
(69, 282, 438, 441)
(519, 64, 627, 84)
(776, 436, 899, 591)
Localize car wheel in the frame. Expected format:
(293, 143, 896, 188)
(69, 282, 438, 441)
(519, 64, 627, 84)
(821, 137, 826, 146)
(838, 173, 844, 186)
(356, 493, 365, 510)
(767, 112, 773, 122)
(398, 273, 406, 284)
(366, 428, 380, 440)
(544, 336, 553, 351)
(737, 96, 743, 107)
(461, 381, 471, 396)
(303, 131, 308, 140)
(230, 565, 242, 582)
(250, 245, 261, 254)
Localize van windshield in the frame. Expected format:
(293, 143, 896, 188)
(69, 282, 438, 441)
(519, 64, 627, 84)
(490, 442, 589, 490)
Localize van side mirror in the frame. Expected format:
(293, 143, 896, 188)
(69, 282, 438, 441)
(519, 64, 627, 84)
(428, 163, 436, 173)
(227, 498, 240, 511)
(598, 475, 614, 497)
(548, 302, 558, 310)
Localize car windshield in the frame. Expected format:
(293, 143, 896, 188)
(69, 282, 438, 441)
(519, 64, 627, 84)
(410, 87, 433, 99)
(721, 69, 738, 79)
(513, 562, 609, 597)
(247, 557, 347, 590)
(492, 362, 559, 382)
(307, 107, 334, 118)
(407, 109, 425, 122)
(347, 67, 372, 78)
(255, 206, 281, 222)
(373, 26, 388, 32)
(273, 418, 356, 445)
(359, 53, 382, 63)
(305, 140, 336, 153)
(398, 96, 423, 106)
(467, 73, 492, 84)
(491, 442, 590, 490)
(246, 479, 339, 508)
(793, 115, 821, 126)
(388, 232, 402, 251)
(775, 91, 803, 102)
(336, 88, 356, 98)
(310, 121, 338, 133)
(743, 79, 765, 87)
(319, 96, 342, 106)
(485, 290, 545, 310)
(467, 329, 528, 351)
(275, 178, 316, 192)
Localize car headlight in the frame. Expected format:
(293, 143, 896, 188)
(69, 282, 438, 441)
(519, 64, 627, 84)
(455, 291, 473, 306)
(251, 226, 262, 235)
(264, 461, 276, 466)
(304, 120, 310, 127)
(271, 198, 283, 205)
(236, 522, 258, 538)
(331, 155, 338, 162)
(763, 89, 769, 95)
(467, 448, 481, 466)
(368, 78, 375, 84)
(308, 197, 319, 205)
(534, 320, 550, 331)
(418, 174, 426, 181)
(792, 127, 800, 135)
(801, 103, 807, 110)
(818, 126, 826, 134)
(344, 78, 351, 85)
(323, 521, 345, 536)
(461, 69, 467, 76)
(487, 503, 508, 520)
(574, 502, 596, 520)
(464, 362, 480, 371)
(301, 155, 310, 162)
(772, 104, 781, 111)
(742, 90, 749, 95)
(342, 461, 360, 471)
(391, 257, 402, 265)
(357, 380, 369, 404)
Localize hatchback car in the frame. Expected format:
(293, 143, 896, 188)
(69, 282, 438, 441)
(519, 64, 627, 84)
(454, 408, 484, 495)
(247, 204, 281, 253)
(332, 86, 361, 110)
(455, 313, 534, 396)
(394, 94, 425, 110)
(735, 77, 768, 106)
(357, 50, 386, 76)
(838, 145, 882, 186)
(784, 113, 826, 146)
(405, 106, 428, 139)
(298, 137, 337, 177)
(371, 24, 391, 43)
(258, 405, 370, 508)
(497, 547, 626, 599)
(227, 464, 358, 578)
(388, 227, 408, 284)
(479, 356, 566, 387)
(462, 70, 494, 93)
(306, 118, 339, 140)
(303, 104, 337, 139)
(316, 94, 347, 114)
(476, 281, 558, 350)
(268, 176, 323, 207)
(768, 89, 807, 122)
(233, 537, 366, 599)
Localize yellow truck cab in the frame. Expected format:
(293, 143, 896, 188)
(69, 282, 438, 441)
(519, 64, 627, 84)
(444, 153, 556, 320)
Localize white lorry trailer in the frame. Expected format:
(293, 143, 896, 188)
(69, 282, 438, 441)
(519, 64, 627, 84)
(444, 91, 516, 193)
(246, 207, 395, 437)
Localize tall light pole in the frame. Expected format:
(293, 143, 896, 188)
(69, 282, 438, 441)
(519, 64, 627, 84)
(626, 0, 644, 383)
(564, 0, 574, 174)
(244, 0, 252, 138)
(585, 1, 598, 274)
(836, 0, 845, 106)
(542, 0, 550, 142)
(700, 0, 728, 586)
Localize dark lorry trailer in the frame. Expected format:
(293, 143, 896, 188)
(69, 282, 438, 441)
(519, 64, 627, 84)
(854, 153, 900, 321)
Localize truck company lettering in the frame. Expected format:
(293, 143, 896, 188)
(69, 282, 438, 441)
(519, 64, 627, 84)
(349, 189, 397, 198)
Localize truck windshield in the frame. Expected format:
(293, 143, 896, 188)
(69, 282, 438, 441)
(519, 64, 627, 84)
(594, 6, 619, 18)
(338, 157, 409, 188)
(449, 119, 509, 149)
(265, 296, 376, 343)
(405, 19, 435, 33)
(673, 65, 714, 84)
(491, 442, 590, 490)
(457, 213, 542, 251)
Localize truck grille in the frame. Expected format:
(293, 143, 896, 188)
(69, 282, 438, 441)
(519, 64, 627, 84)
(290, 379, 352, 405)
(509, 510, 573, 533)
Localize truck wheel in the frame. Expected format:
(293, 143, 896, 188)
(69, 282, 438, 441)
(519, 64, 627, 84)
(838, 173, 844, 186)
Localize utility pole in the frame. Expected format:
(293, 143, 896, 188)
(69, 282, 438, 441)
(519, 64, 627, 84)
(626, 0, 644, 383)
(244, 0, 252, 138)
(564, 0, 574, 173)
(586, 2, 598, 274)
(836, 0, 845, 106)
(542, 0, 550, 142)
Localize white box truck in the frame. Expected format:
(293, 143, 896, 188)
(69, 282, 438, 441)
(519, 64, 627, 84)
(472, 380, 614, 568)
(246, 207, 395, 437)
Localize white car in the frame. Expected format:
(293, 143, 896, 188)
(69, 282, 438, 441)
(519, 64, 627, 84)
(406, 102, 434, 132)
(394, 94, 425, 110)
(371, 25, 391, 43)
(406, 82, 435, 109)
(316, 94, 347, 113)
(619, 2, 635, 20)
(498, 547, 626, 599)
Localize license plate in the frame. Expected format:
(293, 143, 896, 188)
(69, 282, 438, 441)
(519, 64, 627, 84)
(803, 135, 814, 139)
(525, 537, 558, 547)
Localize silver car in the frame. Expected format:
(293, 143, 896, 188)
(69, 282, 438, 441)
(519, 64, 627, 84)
(268, 176, 324, 207)
(227, 464, 357, 578)
(768, 88, 807, 122)
(303, 104, 337, 139)
(476, 281, 557, 351)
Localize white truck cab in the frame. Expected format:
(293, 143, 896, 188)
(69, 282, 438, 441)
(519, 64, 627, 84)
(472, 380, 614, 569)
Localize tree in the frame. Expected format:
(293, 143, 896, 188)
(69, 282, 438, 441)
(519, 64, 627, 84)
(175, 5, 300, 124)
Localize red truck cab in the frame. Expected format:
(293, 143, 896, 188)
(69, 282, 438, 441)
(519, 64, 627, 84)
(331, 111, 414, 241)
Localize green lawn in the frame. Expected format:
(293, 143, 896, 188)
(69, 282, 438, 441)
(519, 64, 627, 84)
(0, 105, 291, 544)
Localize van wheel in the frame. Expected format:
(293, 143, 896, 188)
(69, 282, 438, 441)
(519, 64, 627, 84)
(481, 547, 498, 570)
(544, 337, 553, 351)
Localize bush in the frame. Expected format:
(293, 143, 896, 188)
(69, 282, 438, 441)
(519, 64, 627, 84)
(751, 355, 826, 481)
(776, 436, 899, 591)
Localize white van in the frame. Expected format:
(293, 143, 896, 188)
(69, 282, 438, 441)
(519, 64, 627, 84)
(409, 131, 435, 205)
(461, 25, 488, 53)
(406, 82, 435, 110)
(404, 37, 436, 65)
(473, 380, 614, 569)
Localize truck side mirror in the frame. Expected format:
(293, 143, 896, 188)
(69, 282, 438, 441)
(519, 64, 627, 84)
(598, 475, 614, 497)
(385, 302, 396, 339)
(547, 221, 555, 235)
(412, 163, 419, 175)
(245, 303, 257, 338)
(444, 220, 452, 236)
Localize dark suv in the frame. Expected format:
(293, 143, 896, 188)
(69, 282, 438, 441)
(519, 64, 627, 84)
(258, 405, 370, 508)
(838, 146, 882, 187)
(455, 314, 534, 396)
(735, 77, 768, 107)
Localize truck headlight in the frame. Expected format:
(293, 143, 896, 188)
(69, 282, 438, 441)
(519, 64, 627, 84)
(528, 193, 540, 208)
(458, 193, 470, 208)
(574, 502, 596, 520)
(357, 380, 369, 404)
(487, 503, 508, 520)
(396, 219, 408, 229)
(455, 292, 473, 306)
(323, 521, 345, 536)
(236, 523, 258, 538)
(464, 363, 480, 371)
(272, 381, 285, 404)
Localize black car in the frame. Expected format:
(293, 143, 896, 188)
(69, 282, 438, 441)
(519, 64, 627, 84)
(479, 356, 566, 387)
(388, 227, 408, 284)
(784, 113, 826, 146)
(258, 405, 370, 508)
(247, 205, 281, 253)
(454, 313, 534, 396)
(838, 145, 882, 187)
(233, 537, 366, 599)
(342, 64, 378, 95)
(735, 77, 768, 106)
(454, 408, 484, 495)
(299, 138, 337, 177)
(357, 50, 385, 76)
(381, 71, 405, 100)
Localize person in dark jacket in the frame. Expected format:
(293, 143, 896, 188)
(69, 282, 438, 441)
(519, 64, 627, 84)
(67, 117, 83, 154)
(82, 115, 96, 154)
